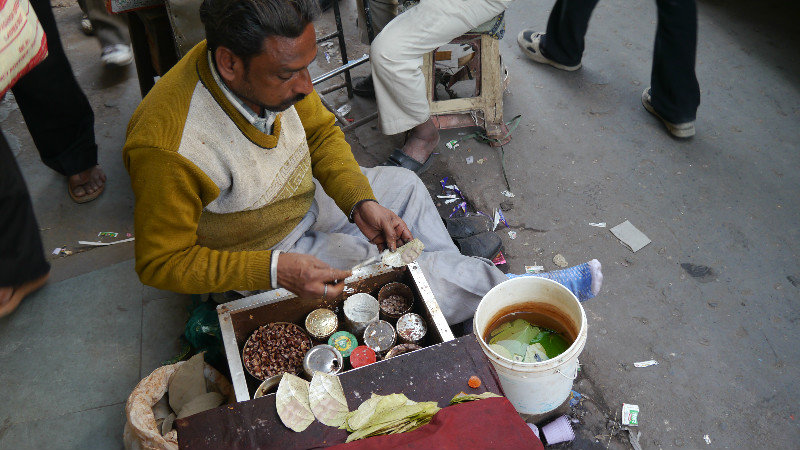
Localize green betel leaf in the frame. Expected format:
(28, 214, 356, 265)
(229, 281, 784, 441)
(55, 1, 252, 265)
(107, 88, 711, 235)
(344, 399, 440, 442)
(450, 391, 502, 404)
(489, 321, 512, 337)
(495, 339, 527, 357)
(489, 343, 514, 360)
(345, 394, 389, 431)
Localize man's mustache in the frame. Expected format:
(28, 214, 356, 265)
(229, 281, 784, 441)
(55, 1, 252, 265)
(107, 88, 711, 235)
(266, 93, 307, 112)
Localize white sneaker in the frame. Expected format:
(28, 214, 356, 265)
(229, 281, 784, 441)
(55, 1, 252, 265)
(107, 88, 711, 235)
(80, 14, 93, 35)
(101, 44, 133, 67)
(517, 30, 581, 72)
(641, 87, 695, 138)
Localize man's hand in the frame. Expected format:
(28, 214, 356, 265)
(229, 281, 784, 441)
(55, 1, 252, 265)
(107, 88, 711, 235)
(276, 253, 351, 299)
(353, 201, 413, 251)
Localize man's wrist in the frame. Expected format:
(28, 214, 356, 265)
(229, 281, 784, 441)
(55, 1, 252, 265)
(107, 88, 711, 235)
(348, 199, 378, 223)
(270, 250, 282, 289)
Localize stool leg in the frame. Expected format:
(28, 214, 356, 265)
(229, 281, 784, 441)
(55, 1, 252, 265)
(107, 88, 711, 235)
(480, 35, 509, 145)
(423, 50, 435, 106)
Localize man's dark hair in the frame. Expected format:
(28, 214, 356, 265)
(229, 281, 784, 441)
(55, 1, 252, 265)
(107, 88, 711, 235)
(200, 0, 321, 64)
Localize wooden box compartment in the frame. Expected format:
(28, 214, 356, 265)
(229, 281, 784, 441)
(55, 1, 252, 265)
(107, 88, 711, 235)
(218, 262, 454, 401)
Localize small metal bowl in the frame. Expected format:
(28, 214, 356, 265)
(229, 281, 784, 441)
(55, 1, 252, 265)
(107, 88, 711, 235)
(303, 344, 344, 378)
(384, 343, 422, 360)
(396, 313, 427, 345)
(305, 308, 338, 341)
(377, 282, 415, 321)
(253, 374, 283, 398)
(343, 293, 379, 338)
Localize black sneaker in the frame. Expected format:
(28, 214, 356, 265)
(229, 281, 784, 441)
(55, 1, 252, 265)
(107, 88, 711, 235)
(454, 231, 502, 259)
(353, 75, 375, 98)
(444, 215, 492, 240)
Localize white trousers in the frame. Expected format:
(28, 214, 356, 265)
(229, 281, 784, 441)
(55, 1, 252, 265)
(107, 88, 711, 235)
(271, 166, 507, 325)
(371, 0, 513, 135)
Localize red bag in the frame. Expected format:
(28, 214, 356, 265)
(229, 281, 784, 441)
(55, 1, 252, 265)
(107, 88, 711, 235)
(0, 0, 48, 97)
(329, 397, 544, 450)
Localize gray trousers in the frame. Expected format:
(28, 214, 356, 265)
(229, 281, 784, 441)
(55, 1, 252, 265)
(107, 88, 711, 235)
(355, 0, 397, 44)
(271, 166, 507, 325)
(78, 0, 129, 48)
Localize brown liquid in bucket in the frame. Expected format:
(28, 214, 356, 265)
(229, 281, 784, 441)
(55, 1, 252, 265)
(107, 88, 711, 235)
(483, 302, 579, 344)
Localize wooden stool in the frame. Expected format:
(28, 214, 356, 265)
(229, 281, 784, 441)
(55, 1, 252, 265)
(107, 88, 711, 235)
(423, 33, 510, 146)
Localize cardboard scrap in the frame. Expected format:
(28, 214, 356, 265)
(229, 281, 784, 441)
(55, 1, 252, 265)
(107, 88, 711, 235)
(610, 220, 651, 252)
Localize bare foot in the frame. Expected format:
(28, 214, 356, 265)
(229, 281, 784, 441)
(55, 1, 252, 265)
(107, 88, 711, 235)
(0, 272, 50, 318)
(68, 165, 107, 203)
(401, 118, 440, 164)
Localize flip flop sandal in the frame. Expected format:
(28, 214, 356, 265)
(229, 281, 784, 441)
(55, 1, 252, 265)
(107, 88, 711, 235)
(0, 287, 19, 319)
(0, 272, 49, 318)
(381, 149, 436, 174)
(68, 177, 105, 204)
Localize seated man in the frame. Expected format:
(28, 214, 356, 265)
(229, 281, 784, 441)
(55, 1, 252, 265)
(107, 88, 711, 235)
(122, 0, 509, 325)
(364, 0, 514, 173)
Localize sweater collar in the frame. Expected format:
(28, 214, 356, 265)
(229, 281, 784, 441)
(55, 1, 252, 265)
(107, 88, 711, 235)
(196, 41, 282, 149)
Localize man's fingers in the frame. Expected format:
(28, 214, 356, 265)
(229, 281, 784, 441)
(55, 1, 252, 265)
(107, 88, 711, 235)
(324, 280, 346, 299)
(398, 222, 413, 243)
(327, 268, 352, 282)
(383, 222, 398, 251)
(390, 219, 412, 247)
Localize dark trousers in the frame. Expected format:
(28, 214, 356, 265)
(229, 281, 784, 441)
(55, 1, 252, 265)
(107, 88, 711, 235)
(0, 131, 50, 287)
(11, 0, 98, 177)
(541, 0, 700, 123)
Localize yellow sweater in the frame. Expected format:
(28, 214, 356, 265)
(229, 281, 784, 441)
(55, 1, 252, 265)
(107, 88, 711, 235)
(123, 41, 375, 293)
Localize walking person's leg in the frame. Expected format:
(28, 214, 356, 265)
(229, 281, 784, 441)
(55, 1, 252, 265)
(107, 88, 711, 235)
(81, 0, 133, 66)
(0, 131, 50, 318)
(517, 0, 600, 70)
(11, 0, 107, 203)
(643, 0, 700, 137)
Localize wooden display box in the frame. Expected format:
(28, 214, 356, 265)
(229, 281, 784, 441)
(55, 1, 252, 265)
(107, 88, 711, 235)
(217, 262, 455, 402)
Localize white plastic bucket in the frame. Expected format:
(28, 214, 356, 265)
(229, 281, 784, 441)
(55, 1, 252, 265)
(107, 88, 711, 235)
(473, 277, 588, 415)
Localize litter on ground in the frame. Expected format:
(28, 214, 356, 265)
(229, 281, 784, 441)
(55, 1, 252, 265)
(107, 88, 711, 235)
(610, 221, 651, 252)
(633, 360, 658, 368)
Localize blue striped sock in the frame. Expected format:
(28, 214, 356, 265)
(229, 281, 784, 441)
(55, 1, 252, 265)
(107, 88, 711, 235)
(506, 259, 602, 302)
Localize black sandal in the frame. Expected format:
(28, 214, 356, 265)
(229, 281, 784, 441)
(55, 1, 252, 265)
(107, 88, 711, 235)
(381, 149, 436, 174)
